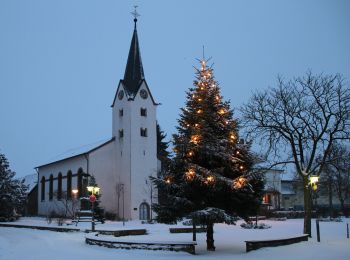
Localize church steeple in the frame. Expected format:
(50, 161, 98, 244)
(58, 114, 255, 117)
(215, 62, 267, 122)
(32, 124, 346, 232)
(123, 11, 145, 96)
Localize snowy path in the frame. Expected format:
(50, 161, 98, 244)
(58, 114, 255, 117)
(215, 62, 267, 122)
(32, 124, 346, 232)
(0, 218, 349, 259)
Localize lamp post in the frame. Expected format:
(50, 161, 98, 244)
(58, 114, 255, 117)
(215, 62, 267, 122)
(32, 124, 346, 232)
(121, 184, 125, 226)
(87, 185, 100, 232)
(72, 189, 79, 219)
(309, 175, 320, 242)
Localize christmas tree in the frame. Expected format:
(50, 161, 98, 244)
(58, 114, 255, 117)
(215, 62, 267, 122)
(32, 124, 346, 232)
(153, 58, 264, 251)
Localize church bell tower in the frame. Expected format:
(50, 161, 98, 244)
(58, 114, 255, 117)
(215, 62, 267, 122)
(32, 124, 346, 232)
(111, 9, 158, 220)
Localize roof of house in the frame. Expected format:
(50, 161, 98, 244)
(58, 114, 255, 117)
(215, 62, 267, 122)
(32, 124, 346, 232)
(35, 137, 115, 169)
(22, 173, 37, 193)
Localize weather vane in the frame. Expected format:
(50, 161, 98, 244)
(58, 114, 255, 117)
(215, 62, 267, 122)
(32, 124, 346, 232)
(131, 5, 140, 21)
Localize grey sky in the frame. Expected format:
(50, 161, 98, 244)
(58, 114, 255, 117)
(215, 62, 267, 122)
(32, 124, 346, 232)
(1, 0, 349, 178)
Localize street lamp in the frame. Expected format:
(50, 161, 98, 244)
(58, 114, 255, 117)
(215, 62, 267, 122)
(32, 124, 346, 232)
(309, 175, 319, 191)
(71, 189, 79, 219)
(309, 175, 320, 242)
(87, 185, 100, 232)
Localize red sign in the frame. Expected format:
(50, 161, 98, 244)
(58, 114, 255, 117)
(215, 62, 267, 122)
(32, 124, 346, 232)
(89, 195, 96, 203)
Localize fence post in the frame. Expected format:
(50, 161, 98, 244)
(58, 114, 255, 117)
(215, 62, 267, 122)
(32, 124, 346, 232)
(347, 223, 349, 239)
(316, 219, 320, 242)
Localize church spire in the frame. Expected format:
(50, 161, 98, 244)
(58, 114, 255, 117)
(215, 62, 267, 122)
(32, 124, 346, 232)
(123, 6, 145, 96)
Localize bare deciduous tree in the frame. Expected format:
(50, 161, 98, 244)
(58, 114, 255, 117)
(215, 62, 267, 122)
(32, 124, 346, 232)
(241, 72, 350, 235)
(323, 143, 350, 217)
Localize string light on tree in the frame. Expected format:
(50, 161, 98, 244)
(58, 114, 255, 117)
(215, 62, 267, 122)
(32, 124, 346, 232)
(185, 169, 196, 181)
(206, 175, 215, 184)
(233, 177, 247, 189)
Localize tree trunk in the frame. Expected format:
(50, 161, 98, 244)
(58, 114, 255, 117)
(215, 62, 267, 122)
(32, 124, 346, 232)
(206, 222, 215, 251)
(192, 221, 197, 241)
(303, 177, 312, 237)
(328, 178, 333, 218)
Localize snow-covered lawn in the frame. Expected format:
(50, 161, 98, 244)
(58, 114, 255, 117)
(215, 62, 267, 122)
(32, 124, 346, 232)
(0, 218, 349, 259)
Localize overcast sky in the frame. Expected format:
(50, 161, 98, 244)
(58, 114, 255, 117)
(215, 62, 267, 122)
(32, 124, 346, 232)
(1, 0, 349, 178)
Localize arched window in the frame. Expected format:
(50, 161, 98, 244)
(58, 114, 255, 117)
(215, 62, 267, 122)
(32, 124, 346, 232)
(77, 168, 83, 198)
(41, 176, 45, 201)
(57, 173, 62, 200)
(139, 202, 150, 220)
(49, 174, 53, 200)
(67, 171, 72, 199)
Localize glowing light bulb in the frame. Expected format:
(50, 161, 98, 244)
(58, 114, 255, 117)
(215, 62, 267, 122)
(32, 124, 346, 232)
(206, 176, 214, 184)
(219, 109, 225, 115)
(197, 109, 202, 114)
(186, 169, 195, 181)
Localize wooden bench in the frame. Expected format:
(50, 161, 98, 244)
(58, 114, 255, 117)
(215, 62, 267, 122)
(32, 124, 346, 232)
(85, 236, 197, 254)
(245, 234, 309, 252)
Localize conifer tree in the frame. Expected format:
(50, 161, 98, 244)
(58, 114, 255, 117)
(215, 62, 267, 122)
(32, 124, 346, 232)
(87, 175, 104, 223)
(153, 58, 264, 251)
(0, 153, 28, 221)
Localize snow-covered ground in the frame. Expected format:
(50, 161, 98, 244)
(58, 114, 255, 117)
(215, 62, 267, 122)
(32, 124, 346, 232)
(0, 218, 349, 259)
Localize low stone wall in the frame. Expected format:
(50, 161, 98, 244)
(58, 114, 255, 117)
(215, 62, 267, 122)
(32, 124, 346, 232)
(85, 236, 197, 254)
(245, 234, 309, 252)
(169, 227, 206, 233)
(0, 223, 80, 232)
(114, 229, 147, 237)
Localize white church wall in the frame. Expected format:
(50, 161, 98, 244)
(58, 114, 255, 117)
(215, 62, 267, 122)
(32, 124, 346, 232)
(37, 155, 87, 216)
(88, 140, 117, 215)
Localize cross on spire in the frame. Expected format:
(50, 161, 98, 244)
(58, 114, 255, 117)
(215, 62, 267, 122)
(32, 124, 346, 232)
(131, 5, 140, 24)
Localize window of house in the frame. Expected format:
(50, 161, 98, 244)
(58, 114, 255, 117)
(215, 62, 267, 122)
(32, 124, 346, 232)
(140, 108, 147, 117)
(77, 169, 83, 198)
(57, 173, 62, 200)
(119, 129, 124, 138)
(140, 128, 147, 137)
(67, 171, 72, 199)
(41, 177, 45, 201)
(49, 175, 53, 200)
(119, 109, 123, 117)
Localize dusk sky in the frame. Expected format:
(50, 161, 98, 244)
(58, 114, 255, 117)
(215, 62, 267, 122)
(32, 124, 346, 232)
(1, 0, 349, 178)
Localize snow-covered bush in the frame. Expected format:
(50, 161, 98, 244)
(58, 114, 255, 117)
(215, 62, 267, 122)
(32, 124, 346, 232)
(240, 222, 271, 229)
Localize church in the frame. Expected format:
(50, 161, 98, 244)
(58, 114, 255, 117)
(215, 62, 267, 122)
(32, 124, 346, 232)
(36, 15, 158, 221)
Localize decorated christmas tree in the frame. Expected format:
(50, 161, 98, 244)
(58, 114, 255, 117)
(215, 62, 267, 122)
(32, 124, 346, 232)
(153, 58, 264, 251)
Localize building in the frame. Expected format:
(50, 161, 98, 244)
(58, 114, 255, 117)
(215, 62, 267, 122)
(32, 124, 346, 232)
(36, 16, 158, 221)
(261, 169, 283, 210)
(22, 174, 38, 216)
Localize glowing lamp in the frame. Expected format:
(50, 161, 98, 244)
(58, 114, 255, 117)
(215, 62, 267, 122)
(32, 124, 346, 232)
(72, 189, 78, 195)
(94, 187, 100, 195)
(87, 186, 93, 192)
(309, 175, 319, 191)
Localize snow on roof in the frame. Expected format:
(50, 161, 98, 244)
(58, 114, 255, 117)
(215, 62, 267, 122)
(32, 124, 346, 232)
(36, 138, 114, 168)
(22, 174, 37, 193)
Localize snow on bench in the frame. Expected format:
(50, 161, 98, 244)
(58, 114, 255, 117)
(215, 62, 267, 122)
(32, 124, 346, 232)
(85, 234, 197, 254)
(245, 234, 309, 252)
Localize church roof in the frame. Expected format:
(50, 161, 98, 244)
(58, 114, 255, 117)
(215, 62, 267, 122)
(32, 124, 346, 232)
(122, 18, 145, 97)
(35, 137, 115, 169)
